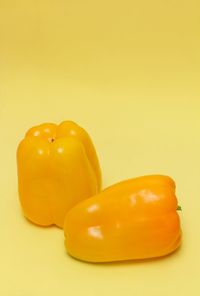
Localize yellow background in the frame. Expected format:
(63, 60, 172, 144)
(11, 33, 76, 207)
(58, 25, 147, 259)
(0, 0, 200, 295)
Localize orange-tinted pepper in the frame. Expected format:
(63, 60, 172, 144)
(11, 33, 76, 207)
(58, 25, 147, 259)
(17, 121, 101, 228)
(64, 175, 181, 262)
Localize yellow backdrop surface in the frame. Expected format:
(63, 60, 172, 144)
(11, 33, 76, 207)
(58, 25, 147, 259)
(0, 1, 200, 295)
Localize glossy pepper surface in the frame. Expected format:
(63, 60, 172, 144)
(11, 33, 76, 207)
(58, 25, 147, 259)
(17, 121, 101, 228)
(64, 175, 181, 262)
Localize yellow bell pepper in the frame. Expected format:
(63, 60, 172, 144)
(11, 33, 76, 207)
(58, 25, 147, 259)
(17, 121, 101, 228)
(64, 175, 182, 262)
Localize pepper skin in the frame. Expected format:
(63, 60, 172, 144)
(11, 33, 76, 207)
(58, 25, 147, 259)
(64, 175, 181, 262)
(17, 121, 101, 228)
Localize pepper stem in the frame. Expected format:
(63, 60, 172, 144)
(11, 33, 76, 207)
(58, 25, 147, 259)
(177, 205, 182, 211)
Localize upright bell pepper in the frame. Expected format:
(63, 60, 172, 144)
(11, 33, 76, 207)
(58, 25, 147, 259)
(64, 175, 182, 262)
(17, 121, 101, 228)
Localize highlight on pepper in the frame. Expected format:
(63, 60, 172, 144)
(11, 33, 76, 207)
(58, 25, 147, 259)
(17, 120, 101, 228)
(64, 175, 182, 263)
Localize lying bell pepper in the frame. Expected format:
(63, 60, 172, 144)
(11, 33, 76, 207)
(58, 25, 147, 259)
(17, 121, 101, 228)
(64, 175, 182, 262)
